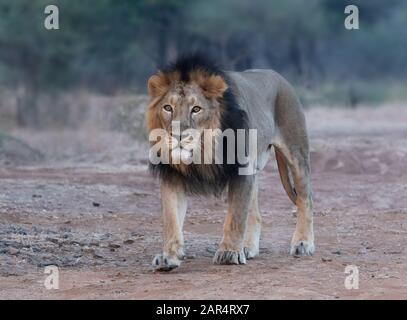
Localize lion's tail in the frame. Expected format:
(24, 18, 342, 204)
(275, 148, 297, 205)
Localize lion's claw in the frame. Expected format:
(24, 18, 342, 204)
(213, 249, 246, 265)
(152, 253, 181, 271)
(290, 240, 315, 256)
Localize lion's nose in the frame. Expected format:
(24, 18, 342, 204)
(181, 132, 193, 141)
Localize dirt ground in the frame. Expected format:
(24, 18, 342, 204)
(0, 105, 406, 299)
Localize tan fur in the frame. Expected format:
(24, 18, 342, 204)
(243, 176, 262, 259)
(189, 70, 228, 98)
(146, 69, 227, 177)
(148, 66, 315, 271)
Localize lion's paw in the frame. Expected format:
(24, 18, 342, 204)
(152, 253, 181, 272)
(213, 249, 246, 265)
(243, 246, 259, 260)
(290, 240, 315, 256)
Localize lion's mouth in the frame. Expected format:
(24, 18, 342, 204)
(171, 147, 193, 164)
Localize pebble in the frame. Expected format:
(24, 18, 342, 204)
(9, 247, 20, 255)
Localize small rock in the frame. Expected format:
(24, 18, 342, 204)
(46, 237, 60, 244)
(358, 248, 367, 254)
(82, 246, 94, 254)
(123, 239, 134, 245)
(9, 247, 20, 255)
(332, 250, 342, 255)
(92, 202, 101, 207)
(109, 243, 121, 249)
(321, 257, 332, 262)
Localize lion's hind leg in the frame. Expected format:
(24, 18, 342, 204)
(275, 143, 315, 256)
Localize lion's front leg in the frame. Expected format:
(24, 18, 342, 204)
(214, 175, 255, 265)
(153, 181, 187, 271)
(243, 175, 261, 259)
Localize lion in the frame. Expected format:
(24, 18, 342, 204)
(146, 54, 314, 271)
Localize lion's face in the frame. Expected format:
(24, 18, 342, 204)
(146, 70, 228, 167)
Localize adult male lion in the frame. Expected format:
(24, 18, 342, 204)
(146, 54, 314, 271)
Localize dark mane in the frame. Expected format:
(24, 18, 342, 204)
(161, 53, 225, 82)
(149, 54, 248, 196)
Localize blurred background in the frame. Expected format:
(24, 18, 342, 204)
(0, 0, 406, 163)
(1, 1, 407, 295)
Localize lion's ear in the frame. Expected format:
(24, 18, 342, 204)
(200, 75, 228, 99)
(147, 72, 170, 98)
(191, 71, 228, 99)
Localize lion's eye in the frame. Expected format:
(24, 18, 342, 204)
(191, 106, 201, 113)
(163, 105, 173, 112)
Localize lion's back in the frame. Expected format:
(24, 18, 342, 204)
(225, 69, 282, 135)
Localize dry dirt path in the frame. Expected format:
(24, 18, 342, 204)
(1, 106, 406, 299)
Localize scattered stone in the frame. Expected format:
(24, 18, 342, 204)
(9, 247, 20, 255)
(81, 246, 94, 254)
(92, 202, 101, 207)
(46, 237, 59, 244)
(93, 252, 104, 259)
(123, 239, 134, 245)
(384, 250, 402, 255)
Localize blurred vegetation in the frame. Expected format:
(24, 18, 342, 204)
(0, 0, 406, 127)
